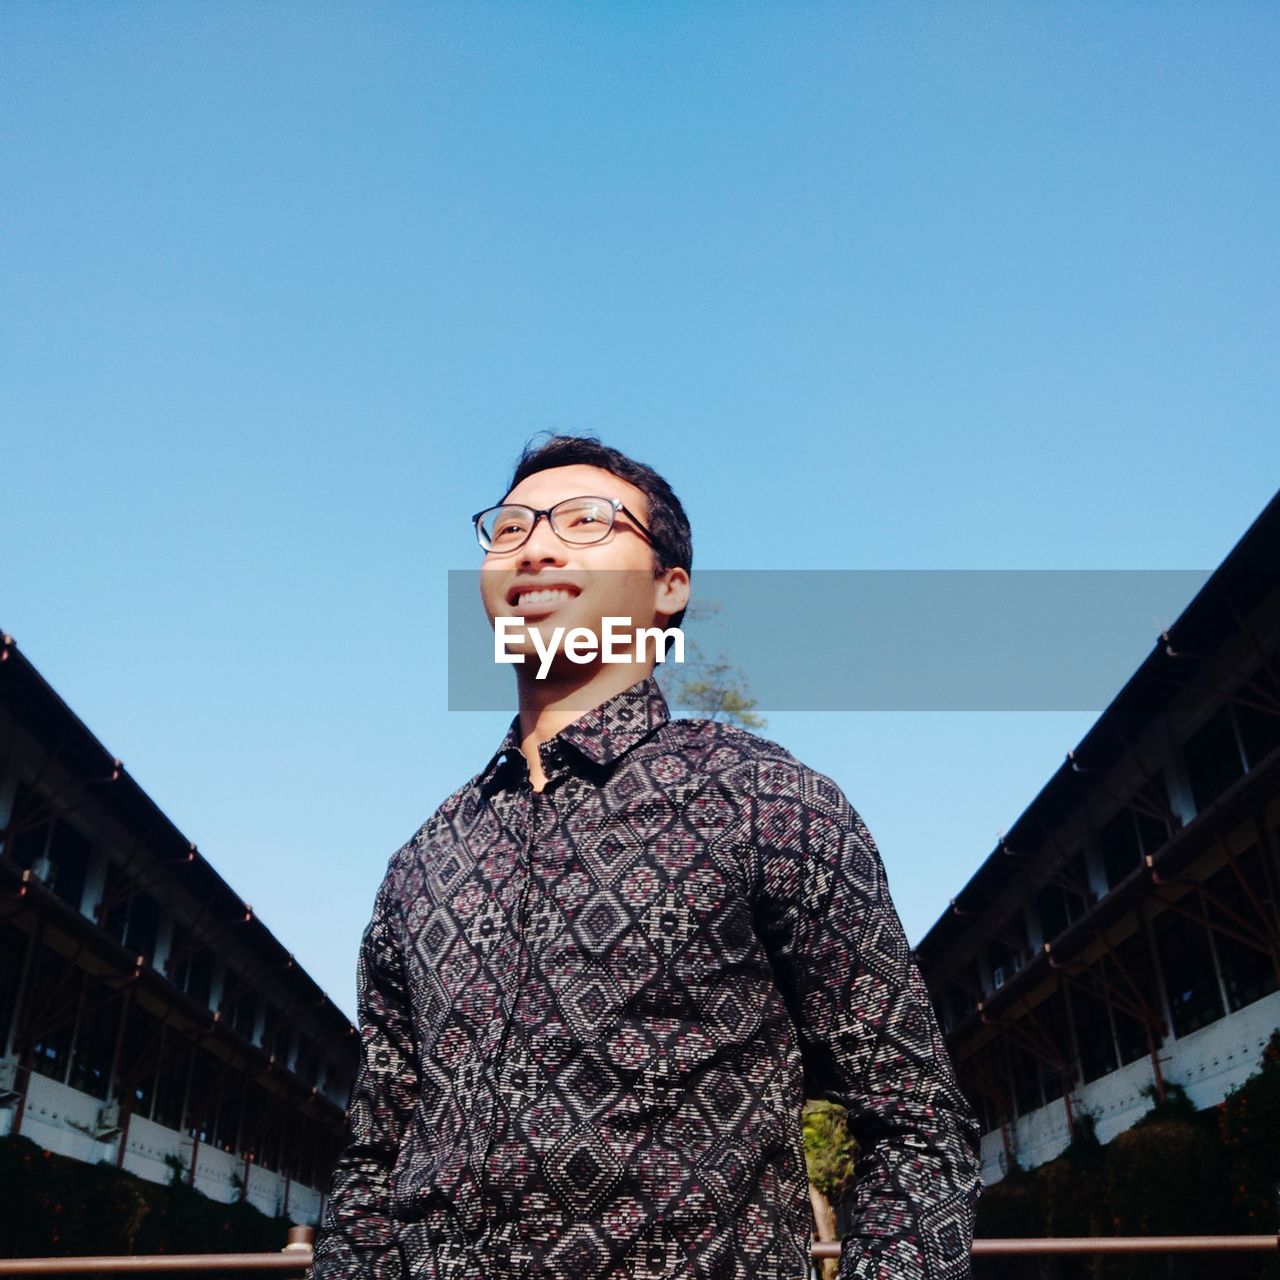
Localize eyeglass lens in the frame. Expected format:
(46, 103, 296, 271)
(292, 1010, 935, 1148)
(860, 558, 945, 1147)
(477, 497, 616, 551)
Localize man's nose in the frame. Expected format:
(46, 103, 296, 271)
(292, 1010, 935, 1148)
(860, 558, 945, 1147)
(519, 514, 568, 565)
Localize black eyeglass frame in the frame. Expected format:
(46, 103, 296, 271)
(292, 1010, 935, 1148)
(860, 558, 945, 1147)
(472, 495, 662, 556)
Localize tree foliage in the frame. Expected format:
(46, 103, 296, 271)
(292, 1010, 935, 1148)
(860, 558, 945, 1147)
(802, 1100, 857, 1280)
(1219, 1029, 1280, 1242)
(658, 599, 767, 730)
(802, 1099, 857, 1202)
(974, 1031, 1280, 1280)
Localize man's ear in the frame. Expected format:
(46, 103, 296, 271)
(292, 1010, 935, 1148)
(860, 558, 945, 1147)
(653, 567, 691, 624)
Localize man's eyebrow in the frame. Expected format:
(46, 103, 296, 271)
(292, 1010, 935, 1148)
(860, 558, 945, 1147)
(499, 493, 636, 510)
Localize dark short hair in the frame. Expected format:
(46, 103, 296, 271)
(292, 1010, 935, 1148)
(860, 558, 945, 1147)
(504, 433, 692, 631)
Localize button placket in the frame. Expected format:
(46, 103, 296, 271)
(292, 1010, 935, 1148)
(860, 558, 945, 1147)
(478, 767, 546, 1217)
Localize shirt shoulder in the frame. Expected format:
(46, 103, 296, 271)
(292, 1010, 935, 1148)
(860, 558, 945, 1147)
(373, 768, 493, 902)
(653, 716, 858, 822)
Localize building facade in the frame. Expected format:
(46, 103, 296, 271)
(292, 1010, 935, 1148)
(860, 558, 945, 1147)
(0, 635, 358, 1223)
(915, 493, 1280, 1184)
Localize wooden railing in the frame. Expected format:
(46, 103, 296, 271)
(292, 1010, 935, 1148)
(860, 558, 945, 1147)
(0, 1225, 1276, 1272)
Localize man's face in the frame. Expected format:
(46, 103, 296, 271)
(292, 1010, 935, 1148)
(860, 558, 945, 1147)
(478, 463, 688, 677)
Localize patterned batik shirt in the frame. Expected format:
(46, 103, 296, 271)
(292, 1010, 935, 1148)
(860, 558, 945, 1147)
(311, 674, 980, 1280)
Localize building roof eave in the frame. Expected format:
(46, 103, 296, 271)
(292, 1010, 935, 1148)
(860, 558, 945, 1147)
(0, 634, 355, 1045)
(915, 488, 1280, 967)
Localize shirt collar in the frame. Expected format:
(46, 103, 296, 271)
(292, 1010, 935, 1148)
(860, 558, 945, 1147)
(479, 673, 671, 790)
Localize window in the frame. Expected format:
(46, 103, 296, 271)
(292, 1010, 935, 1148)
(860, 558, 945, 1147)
(281, 1132, 305, 1183)
(1153, 901, 1224, 1037)
(1236, 703, 1280, 771)
(28, 952, 75, 1084)
(102, 867, 160, 965)
(169, 926, 214, 1007)
(1074, 935, 1160, 1071)
(68, 981, 123, 1100)
(986, 918, 1029, 992)
(260, 1000, 277, 1052)
(239, 1084, 278, 1170)
(1099, 811, 1168, 893)
(1034, 992, 1072, 1103)
(45, 822, 91, 911)
(213, 1074, 241, 1152)
(152, 1038, 189, 1131)
(983, 936, 1024, 993)
(1202, 849, 1279, 1013)
(933, 977, 976, 1033)
(230, 988, 258, 1041)
(118, 1006, 159, 1116)
(1008, 1040, 1042, 1118)
(971, 1085, 998, 1134)
(1105, 936, 1156, 1067)
(957, 1045, 1005, 1134)
(258, 1088, 284, 1171)
(0, 924, 27, 1052)
(271, 1019, 293, 1066)
(1184, 706, 1246, 814)
(185, 1048, 219, 1143)
(329, 1062, 356, 1104)
(4, 783, 52, 869)
(47, 822, 91, 911)
(1037, 854, 1090, 941)
(295, 1037, 319, 1087)
(1099, 812, 1141, 891)
(1067, 983, 1119, 1084)
(262, 1001, 292, 1058)
(4, 786, 91, 911)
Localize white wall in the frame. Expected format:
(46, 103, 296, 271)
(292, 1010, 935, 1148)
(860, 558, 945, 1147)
(0, 1071, 325, 1225)
(980, 988, 1280, 1184)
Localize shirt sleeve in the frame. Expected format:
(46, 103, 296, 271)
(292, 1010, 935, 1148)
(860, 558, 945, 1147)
(310, 862, 418, 1280)
(746, 759, 982, 1280)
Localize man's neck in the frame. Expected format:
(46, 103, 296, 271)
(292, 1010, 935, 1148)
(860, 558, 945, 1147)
(516, 663, 654, 791)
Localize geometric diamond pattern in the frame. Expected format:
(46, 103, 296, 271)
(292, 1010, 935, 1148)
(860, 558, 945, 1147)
(311, 675, 981, 1280)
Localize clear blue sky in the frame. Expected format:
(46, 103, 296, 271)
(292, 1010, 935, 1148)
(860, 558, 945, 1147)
(3, 3, 1277, 1019)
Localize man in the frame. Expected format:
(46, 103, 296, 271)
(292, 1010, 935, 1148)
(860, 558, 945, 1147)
(311, 435, 981, 1280)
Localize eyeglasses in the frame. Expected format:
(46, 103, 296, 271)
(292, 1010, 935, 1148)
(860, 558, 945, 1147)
(472, 495, 659, 555)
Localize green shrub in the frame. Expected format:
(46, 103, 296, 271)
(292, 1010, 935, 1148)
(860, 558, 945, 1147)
(0, 1134, 292, 1274)
(1101, 1114, 1231, 1280)
(1220, 1030, 1280, 1229)
(1219, 1030, 1280, 1280)
(976, 1161, 1044, 1239)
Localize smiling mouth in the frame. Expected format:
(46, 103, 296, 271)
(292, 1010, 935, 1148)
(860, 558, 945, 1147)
(508, 586, 581, 609)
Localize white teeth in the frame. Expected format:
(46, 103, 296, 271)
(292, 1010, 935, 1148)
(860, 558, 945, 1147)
(515, 588, 575, 606)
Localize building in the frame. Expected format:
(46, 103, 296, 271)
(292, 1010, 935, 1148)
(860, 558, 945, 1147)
(915, 491, 1280, 1183)
(0, 634, 358, 1222)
